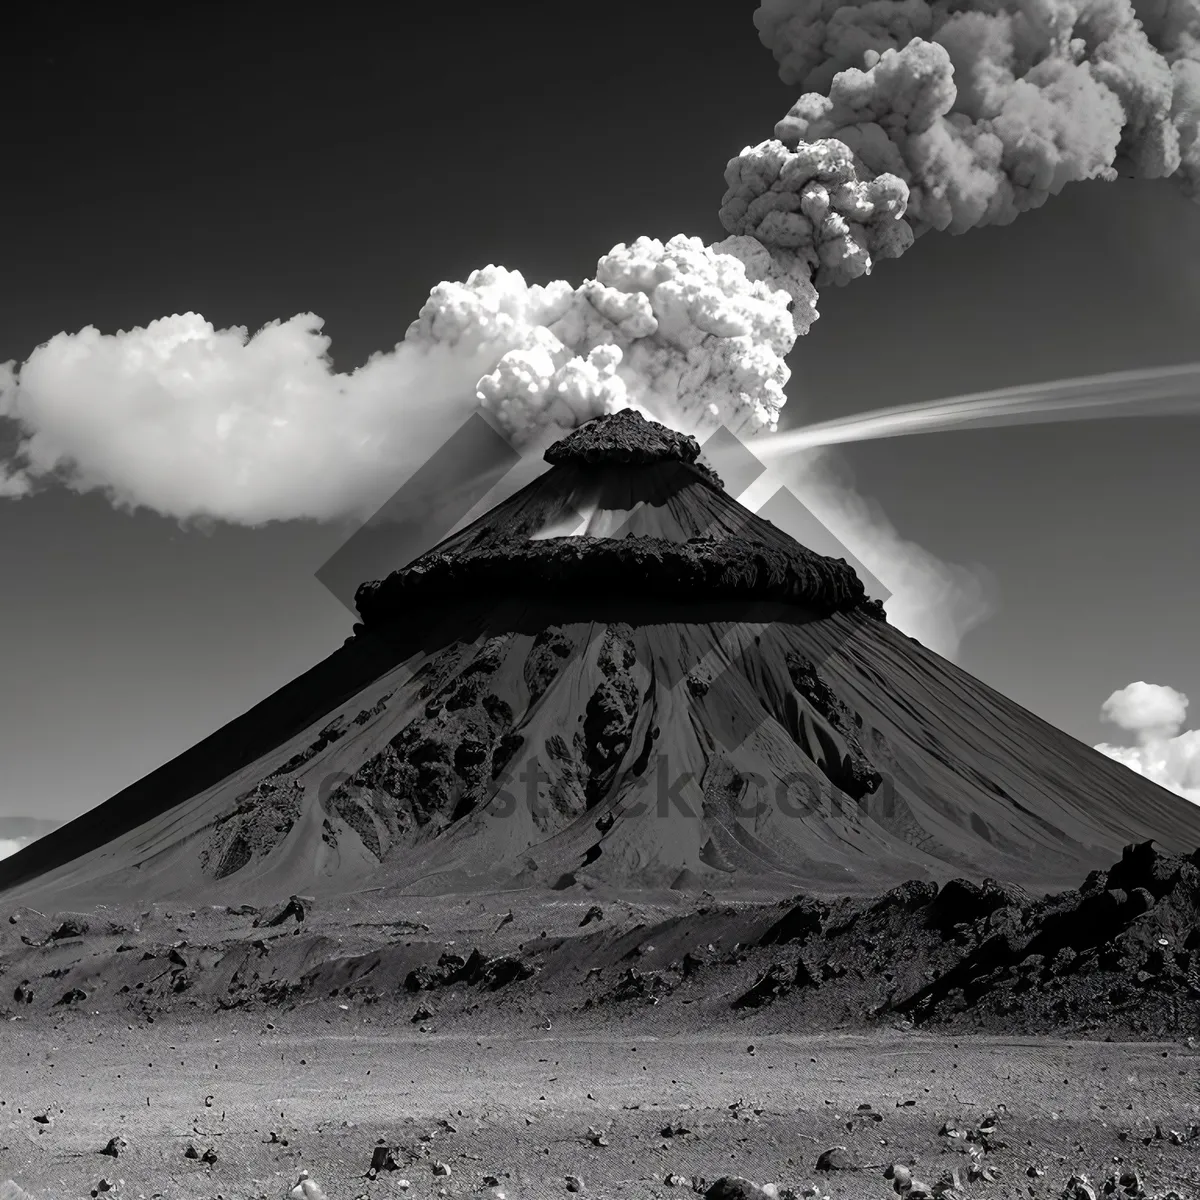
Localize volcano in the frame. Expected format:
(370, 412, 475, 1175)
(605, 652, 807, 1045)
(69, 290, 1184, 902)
(4, 410, 1200, 910)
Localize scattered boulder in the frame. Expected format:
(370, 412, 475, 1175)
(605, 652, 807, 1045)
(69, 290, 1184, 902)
(47, 918, 87, 941)
(815, 1147, 857, 1172)
(255, 895, 309, 928)
(926, 879, 1016, 933)
(369, 1144, 403, 1174)
(290, 1170, 329, 1200)
(482, 956, 535, 989)
(1107, 841, 1184, 899)
(703, 1178, 775, 1200)
(580, 906, 604, 927)
(1102, 1168, 1146, 1198)
(100, 1136, 127, 1157)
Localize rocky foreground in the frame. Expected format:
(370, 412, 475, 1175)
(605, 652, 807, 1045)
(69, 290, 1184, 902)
(2, 843, 1200, 1196)
(1, 1022, 1199, 1200)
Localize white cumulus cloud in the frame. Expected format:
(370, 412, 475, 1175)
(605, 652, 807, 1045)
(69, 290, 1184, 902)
(0, 237, 803, 526)
(1094, 681, 1200, 804)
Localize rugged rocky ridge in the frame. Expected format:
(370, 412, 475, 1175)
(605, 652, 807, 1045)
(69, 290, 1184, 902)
(8, 841, 1200, 1046)
(354, 533, 876, 627)
(721, 839, 1200, 1040)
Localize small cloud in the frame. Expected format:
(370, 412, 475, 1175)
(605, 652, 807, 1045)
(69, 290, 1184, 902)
(1095, 681, 1200, 804)
(0, 837, 30, 861)
(1100, 681, 1189, 741)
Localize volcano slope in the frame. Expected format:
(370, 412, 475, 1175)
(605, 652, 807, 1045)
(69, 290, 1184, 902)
(2, 409, 1200, 913)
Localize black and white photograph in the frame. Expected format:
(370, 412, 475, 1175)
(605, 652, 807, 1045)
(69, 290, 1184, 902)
(1, 3, 1200, 1197)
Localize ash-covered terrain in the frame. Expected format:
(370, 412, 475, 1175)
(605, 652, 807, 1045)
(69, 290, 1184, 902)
(4, 840, 1200, 1045)
(3, 843, 1200, 1198)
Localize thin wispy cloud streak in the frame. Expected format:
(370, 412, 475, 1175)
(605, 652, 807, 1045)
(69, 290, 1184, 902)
(754, 362, 1200, 458)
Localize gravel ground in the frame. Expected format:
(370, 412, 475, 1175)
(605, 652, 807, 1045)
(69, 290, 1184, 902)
(2, 1015, 1200, 1200)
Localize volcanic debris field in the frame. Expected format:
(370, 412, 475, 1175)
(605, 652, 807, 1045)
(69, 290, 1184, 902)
(2, 842, 1200, 1198)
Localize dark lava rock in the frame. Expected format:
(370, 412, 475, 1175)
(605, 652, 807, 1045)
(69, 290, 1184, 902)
(55, 988, 87, 1006)
(1107, 840, 1184, 899)
(481, 956, 535, 990)
(927, 878, 1017, 933)
(404, 966, 436, 992)
(580, 905, 604, 927)
(759, 896, 827, 946)
(860, 841, 1200, 1038)
(871, 879, 939, 915)
(356, 532, 867, 627)
(732, 963, 791, 1009)
(703, 1177, 776, 1200)
(369, 1144, 403, 1172)
(47, 918, 88, 941)
(254, 894, 308, 928)
(794, 958, 820, 988)
(544, 408, 703, 469)
(784, 652, 881, 800)
(404, 948, 524, 993)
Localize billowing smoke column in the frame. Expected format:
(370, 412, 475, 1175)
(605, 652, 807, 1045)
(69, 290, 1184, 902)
(412, 234, 804, 445)
(734, 0, 1199, 269)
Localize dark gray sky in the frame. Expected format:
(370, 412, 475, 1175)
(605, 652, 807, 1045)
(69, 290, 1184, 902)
(1, 6, 1197, 823)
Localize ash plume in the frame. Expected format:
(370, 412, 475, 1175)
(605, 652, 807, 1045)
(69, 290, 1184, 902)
(738, 0, 1199, 271)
